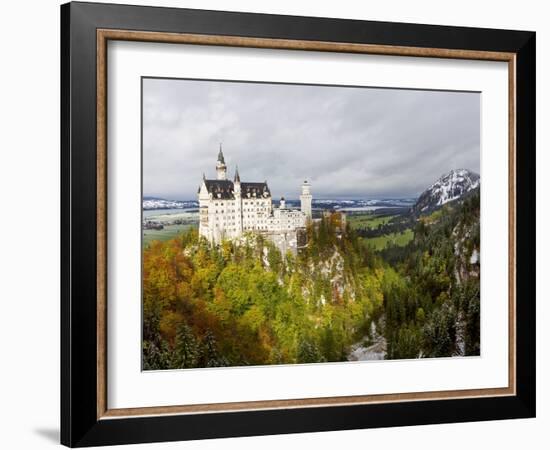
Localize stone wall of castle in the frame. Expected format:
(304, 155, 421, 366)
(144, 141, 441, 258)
(198, 149, 312, 248)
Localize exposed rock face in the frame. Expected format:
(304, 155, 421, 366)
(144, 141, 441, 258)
(412, 169, 480, 215)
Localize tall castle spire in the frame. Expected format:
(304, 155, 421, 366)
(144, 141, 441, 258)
(217, 143, 225, 164)
(234, 165, 240, 183)
(216, 143, 227, 180)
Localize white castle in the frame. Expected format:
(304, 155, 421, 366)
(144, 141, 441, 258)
(198, 146, 312, 252)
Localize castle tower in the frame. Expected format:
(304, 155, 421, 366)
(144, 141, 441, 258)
(300, 180, 312, 219)
(234, 166, 243, 235)
(216, 144, 227, 180)
(198, 173, 212, 242)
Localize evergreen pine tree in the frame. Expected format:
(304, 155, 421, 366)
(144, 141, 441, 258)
(172, 322, 199, 368)
(200, 330, 228, 367)
(297, 339, 325, 363)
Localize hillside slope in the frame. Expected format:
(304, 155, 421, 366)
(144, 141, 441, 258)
(412, 169, 480, 215)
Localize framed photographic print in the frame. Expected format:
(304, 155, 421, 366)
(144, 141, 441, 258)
(60, 2, 536, 447)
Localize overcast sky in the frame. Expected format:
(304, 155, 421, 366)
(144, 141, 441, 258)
(143, 78, 480, 200)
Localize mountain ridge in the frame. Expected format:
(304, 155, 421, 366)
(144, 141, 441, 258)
(412, 169, 480, 215)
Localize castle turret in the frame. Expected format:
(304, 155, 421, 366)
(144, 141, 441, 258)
(234, 166, 243, 235)
(300, 180, 312, 219)
(216, 144, 227, 180)
(280, 196, 286, 209)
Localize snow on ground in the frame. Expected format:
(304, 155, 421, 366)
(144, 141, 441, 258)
(427, 169, 480, 207)
(470, 249, 479, 264)
(143, 198, 198, 210)
(347, 338, 387, 361)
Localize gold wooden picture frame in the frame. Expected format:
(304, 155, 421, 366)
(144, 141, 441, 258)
(96, 29, 517, 419)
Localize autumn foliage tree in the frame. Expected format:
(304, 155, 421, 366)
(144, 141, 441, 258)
(142, 194, 480, 369)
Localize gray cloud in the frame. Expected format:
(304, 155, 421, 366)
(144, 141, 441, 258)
(143, 78, 480, 200)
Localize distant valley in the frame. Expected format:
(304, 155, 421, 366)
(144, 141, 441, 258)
(143, 196, 416, 211)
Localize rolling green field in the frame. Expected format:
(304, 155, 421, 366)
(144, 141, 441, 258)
(143, 224, 197, 246)
(362, 229, 414, 251)
(346, 212, 413, 251)
(142, 211, 413, 250)
(347, 213, 396, 230)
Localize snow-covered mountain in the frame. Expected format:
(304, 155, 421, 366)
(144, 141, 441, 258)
(412, 169, 480, 214)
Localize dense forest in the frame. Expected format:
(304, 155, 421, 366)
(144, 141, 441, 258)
(142, 189, 480, 370)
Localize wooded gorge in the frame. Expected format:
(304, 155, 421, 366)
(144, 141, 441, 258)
(142, 190, 480, 370)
